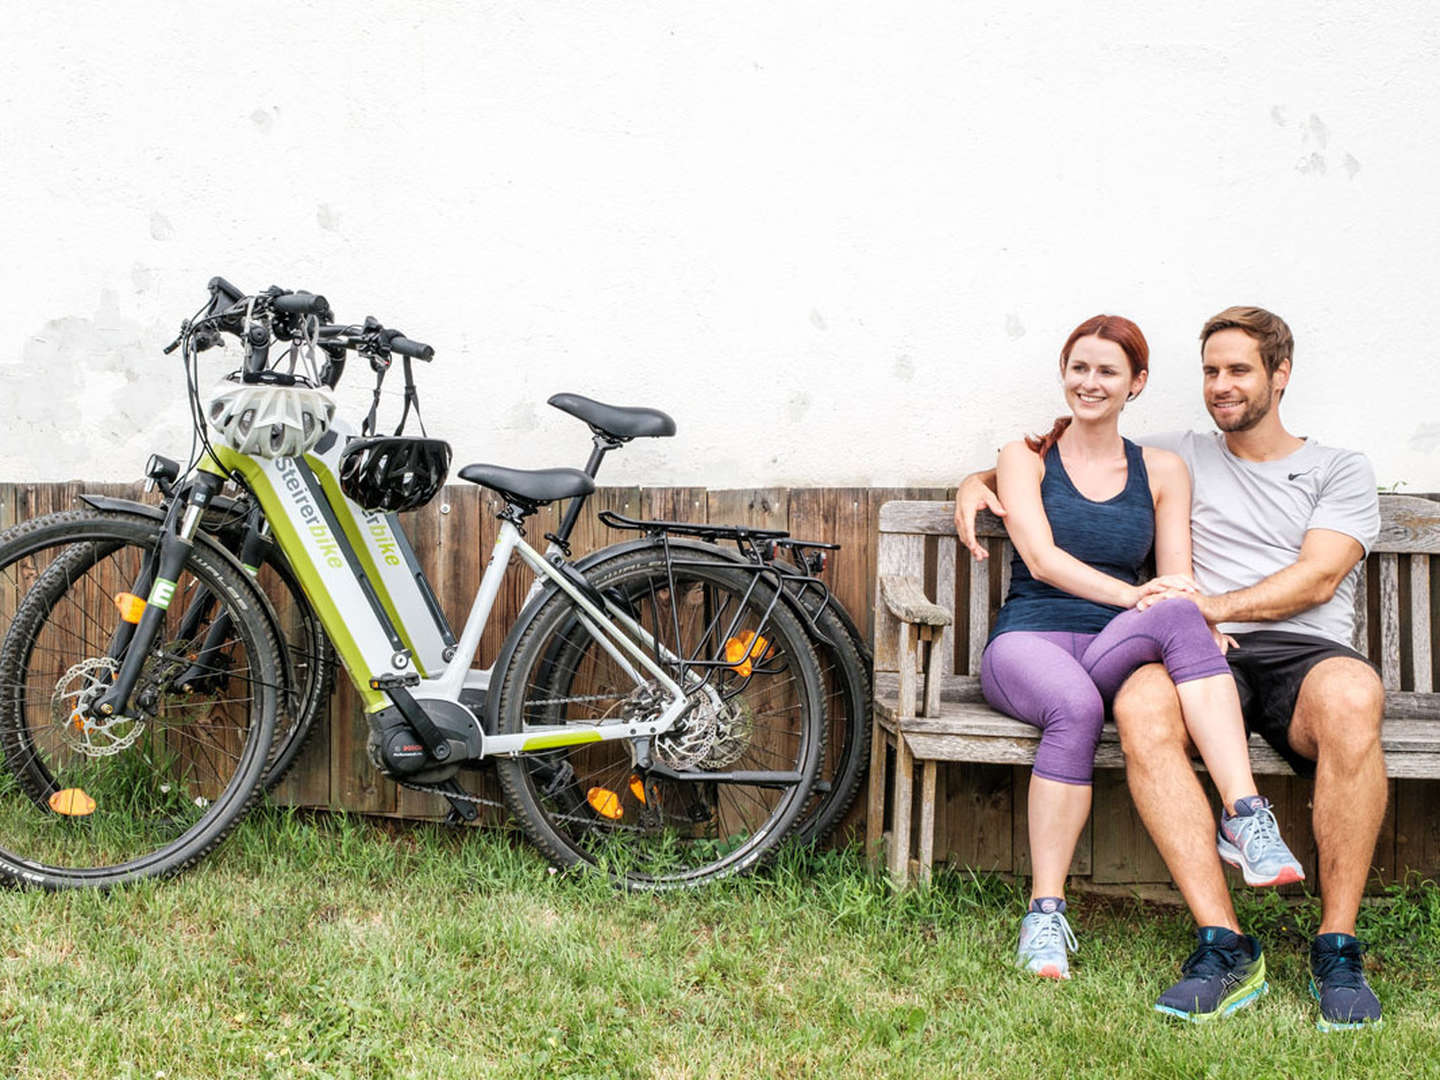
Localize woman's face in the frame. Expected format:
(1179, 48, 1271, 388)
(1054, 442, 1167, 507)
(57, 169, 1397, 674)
(1061, 335, 1146, 423)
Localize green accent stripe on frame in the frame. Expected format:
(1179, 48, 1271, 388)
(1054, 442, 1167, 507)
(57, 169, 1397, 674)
(521, 731, 603, 751)
(211, 446, 387, 711)
(304, 454, 429, 678)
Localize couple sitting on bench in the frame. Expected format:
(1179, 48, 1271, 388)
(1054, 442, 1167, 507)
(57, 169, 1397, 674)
(954, 306, 1383, 1030)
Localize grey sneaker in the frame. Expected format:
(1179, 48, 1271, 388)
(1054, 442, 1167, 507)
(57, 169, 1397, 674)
(1217, 795, 1305, 887)
(1016, 897, 1079, 980)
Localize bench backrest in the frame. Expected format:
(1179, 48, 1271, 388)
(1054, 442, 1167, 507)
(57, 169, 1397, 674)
(875, 494, 1440, 695)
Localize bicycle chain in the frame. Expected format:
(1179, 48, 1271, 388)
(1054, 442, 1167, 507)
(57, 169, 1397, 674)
(394, 777, 649, 833)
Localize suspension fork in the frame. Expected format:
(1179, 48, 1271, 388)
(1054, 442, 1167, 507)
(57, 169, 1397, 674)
(168, 502, 269, 693)
(89, 471, 225, 720)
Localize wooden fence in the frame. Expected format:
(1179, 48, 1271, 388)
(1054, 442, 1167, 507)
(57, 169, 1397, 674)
(3, 481, 1437, 889)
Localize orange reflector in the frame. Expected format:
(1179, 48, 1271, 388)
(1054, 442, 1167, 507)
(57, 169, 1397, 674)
(114, 592, 146, 624)
(629, 775, 647, 805)
(49, 788, 96, 817)
(724, 631, 770, 678)
(587, 787, 622, 820)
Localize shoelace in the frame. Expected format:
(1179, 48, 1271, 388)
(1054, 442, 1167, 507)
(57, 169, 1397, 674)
(1313, 940, 1369, 989)
(1029, 911, 1079, 955)
(1179, 939, 1244, 981)
(1234, 804, 1284, 860)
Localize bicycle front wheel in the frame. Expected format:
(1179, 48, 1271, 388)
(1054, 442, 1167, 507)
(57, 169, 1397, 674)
(0, 512, 279, 888)
(494, 548, 826, 888)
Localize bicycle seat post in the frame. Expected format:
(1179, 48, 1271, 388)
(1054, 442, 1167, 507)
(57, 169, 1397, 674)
(548, 431, 624, 555)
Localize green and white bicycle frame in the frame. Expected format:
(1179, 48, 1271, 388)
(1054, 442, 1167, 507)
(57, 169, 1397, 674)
(201, 422, 701, 757)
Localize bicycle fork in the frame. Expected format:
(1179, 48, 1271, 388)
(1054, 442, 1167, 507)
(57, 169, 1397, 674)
(89, 471, 226, 720)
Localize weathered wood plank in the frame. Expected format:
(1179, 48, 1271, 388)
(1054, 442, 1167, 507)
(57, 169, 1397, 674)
(938, 762, 1013, 872)
(1352, 559, 1370, 656)
(1380, 553, 1401, 689)
(878, 501, 1007, 538)
(935, 535, 957, 676)
(967, 552, 989, 677)
(1090, 769, 1170, 884)
(707, 488, 789, 533)
(1395, 778, 1440, 880)
(1376, 495, 1440, 552)
(1411, 555, 1432, 693)
(874, 532, 924, 674)
(880, 576, 951, 625)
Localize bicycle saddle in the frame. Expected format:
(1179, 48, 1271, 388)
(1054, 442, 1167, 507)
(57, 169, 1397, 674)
(457, 464, 596, 506)
(548, 393, 676, 440)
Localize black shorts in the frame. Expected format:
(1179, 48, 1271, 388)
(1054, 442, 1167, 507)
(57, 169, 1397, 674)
(1225, 630, 1378, 778)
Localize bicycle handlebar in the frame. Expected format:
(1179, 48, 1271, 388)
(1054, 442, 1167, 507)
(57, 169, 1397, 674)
(270, 290, 331, 319)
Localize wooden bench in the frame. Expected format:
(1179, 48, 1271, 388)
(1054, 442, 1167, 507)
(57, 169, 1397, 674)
(866, 494, 1440, 887)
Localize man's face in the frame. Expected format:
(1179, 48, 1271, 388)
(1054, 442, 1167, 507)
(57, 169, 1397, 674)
(1201, 327, 1287, 432)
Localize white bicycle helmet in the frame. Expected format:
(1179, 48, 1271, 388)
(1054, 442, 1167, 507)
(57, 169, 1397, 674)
(207, 377, 336, 459)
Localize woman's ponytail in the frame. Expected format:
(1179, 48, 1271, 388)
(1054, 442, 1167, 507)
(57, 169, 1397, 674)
(1024, 416, 1071, 458)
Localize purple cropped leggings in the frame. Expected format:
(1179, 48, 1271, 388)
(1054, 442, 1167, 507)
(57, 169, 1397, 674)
(979, 596, 1231, 786)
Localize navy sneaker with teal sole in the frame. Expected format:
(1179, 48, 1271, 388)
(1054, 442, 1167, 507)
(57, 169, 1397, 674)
(1154, 926, 1268, 1022)
(1310, 933, 1383, 1032)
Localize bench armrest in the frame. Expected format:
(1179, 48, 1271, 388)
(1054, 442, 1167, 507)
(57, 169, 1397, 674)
(879, 576, 953, 627)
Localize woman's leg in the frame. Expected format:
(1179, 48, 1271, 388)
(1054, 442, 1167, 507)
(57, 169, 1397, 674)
(1081, 597, 1257, 811)
(982, 631, 1103, 900)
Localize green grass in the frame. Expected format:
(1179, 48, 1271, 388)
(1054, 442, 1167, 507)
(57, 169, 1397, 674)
(2, 808, 1437, 1079)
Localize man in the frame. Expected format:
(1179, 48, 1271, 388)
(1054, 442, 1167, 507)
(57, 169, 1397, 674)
(955, 306, 1385, 1030)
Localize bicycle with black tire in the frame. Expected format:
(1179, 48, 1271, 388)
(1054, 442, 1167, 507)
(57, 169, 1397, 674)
(41, 363, 872, 844)
(0, 278, 836, 889)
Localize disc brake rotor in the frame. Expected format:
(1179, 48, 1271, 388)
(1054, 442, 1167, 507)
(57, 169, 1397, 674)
(51, 657, 146, 757)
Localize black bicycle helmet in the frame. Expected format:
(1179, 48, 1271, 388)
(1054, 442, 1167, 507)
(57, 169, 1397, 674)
(338, 436, 453, 512)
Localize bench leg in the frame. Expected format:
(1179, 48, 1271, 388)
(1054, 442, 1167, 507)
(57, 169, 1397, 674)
(918, 760, 937, 886)
(888, 735, 914, 887)
(865, 715, 888, 869)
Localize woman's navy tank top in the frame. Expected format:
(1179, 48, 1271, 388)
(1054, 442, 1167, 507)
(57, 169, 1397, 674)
(990, 438, 1155, 637)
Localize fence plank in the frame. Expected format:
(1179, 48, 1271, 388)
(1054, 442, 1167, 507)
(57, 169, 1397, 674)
(939, 762, 1013, 871)
(1379, 553, 1401, 689)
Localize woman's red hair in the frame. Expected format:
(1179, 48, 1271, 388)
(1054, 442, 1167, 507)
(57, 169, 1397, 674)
(1025, 314, 1150, 457)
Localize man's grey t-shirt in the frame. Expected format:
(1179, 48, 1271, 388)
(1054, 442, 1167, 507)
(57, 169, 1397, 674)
(1135, 431, 1379, 646)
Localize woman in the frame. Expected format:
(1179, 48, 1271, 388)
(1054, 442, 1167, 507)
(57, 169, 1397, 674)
(981, 314, 1301, 981)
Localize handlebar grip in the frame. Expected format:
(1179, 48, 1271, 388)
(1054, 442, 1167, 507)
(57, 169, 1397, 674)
(388, 335, 434, 361)
(271, 291, 330, 318)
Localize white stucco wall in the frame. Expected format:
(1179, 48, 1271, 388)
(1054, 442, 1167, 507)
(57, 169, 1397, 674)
(4, 3, 1438, 488)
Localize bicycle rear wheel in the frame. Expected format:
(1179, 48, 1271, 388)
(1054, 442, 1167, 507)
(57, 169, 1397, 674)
(0, 512, 279, 888)
(792, 600, 872, 846)
(494, 547, 825, 888)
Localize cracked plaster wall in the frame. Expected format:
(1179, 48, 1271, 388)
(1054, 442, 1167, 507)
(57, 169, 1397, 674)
(3, 3, 1438, 489)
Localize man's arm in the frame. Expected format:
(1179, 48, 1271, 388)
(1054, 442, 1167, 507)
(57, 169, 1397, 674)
(954, 467, 1003, 560)
(1140, 528, 1364, 623)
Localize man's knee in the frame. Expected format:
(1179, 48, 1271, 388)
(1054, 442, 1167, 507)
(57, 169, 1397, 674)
(1293, 658, 1384, 763)
(1114, 663, 1187, 759)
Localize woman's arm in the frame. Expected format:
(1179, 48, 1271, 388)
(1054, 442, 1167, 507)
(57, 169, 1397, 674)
(1146, 448, 1193, 579)
(996, 441, 1142, 609)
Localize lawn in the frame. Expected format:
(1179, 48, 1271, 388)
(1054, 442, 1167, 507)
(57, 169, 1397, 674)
(2, 807, 1436, 1079)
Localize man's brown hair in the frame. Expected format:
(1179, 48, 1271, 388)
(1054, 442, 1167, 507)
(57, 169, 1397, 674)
(1199, 306, 1294, 377)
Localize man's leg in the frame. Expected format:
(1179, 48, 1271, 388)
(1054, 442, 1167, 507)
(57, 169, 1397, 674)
(1285, 657, 1386, 936)
(1113, 663, 1237, 931)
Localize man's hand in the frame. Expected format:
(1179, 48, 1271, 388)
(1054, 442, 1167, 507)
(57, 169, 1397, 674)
(955, 470, 1004, 560)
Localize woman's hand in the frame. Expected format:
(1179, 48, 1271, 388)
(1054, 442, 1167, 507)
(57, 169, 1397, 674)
(1210, 623, 1239, 655)
(955, 472, 1005, 561)
(1134, 574, 1200, 610)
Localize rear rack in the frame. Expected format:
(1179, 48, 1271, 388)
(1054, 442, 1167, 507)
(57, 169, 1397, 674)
(598, 509, 842, 646)
(597, 509, 790, 543)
